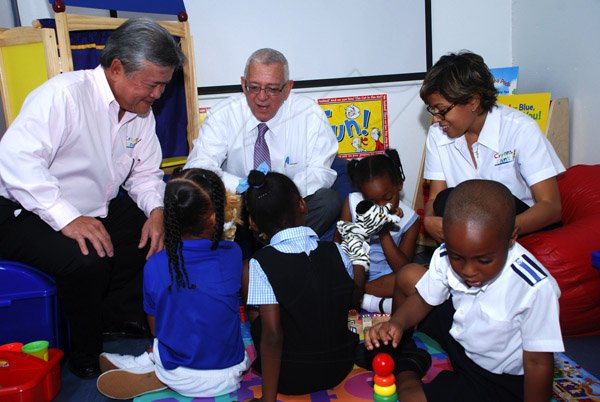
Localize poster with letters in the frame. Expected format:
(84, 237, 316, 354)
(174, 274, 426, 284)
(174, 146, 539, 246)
(318, 94, 389, 159)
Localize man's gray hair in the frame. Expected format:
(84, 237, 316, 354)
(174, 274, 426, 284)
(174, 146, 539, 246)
(100, 18, 185, 73)
(244, 48, 289, 81)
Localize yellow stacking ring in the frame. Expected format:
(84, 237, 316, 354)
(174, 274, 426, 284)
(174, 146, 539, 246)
(374, 383, 397, 397)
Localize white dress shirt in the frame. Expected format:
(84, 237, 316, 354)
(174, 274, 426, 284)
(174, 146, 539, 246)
(416, 242, 564, 375)
(424, 104, 565, 206)
(185, 93, 338, 198)
(0, 66, 165, 231)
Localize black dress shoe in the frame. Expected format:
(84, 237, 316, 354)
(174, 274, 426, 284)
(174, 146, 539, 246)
(68, 354, 101, 379)
(103, 320, 151, 340)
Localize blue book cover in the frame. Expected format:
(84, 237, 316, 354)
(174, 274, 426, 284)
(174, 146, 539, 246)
(490, 66, 519, 95)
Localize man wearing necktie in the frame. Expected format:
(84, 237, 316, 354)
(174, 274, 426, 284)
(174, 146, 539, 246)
(186, 48, 340, 250)
(254, 122, 271, 169)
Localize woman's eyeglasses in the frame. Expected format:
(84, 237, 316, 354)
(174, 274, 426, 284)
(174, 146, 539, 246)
(426, 103, 456, 119)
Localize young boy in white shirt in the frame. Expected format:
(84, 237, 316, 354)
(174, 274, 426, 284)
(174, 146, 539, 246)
(365, 179, 564, 402)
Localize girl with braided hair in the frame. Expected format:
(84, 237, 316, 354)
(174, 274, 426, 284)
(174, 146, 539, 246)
(335, 149, 420, 314)
(97, 168, 250, 400)
(243, 169, 430, 401)
(243, 169, 364, 400)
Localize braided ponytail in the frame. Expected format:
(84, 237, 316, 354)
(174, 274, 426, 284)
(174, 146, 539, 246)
(162, 168, 228, 290)
(203, 172, 225, 250)
(163, 191, 192, 291)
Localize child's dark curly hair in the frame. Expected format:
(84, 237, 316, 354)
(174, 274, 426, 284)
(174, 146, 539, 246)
(347, 148, 405, 191)
(244, 170, 302, 238)
(163, 168, 225, 290)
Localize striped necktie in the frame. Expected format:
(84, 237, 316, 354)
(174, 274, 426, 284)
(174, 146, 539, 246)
(253, 123, 271, 169)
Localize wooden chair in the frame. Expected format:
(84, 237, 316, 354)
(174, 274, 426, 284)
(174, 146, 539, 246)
(411, 145, 438, 251)
(0, 26, 60, 127)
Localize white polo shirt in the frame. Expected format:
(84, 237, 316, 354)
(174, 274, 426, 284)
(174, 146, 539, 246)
(424, 104, 565, 206)
(416, 242, 564, 375)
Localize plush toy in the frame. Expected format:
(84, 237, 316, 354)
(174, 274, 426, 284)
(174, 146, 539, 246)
(337, 200, 402, 270)
(222, 191, 243, 241)
(355, 200, 402, 233)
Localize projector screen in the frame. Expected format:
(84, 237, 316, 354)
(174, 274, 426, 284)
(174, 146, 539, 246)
(184, 0, 431, 93)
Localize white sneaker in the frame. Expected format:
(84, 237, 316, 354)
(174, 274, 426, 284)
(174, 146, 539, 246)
(99, 351, 155, 374)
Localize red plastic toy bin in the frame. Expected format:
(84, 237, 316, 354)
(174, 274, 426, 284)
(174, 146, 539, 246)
(0, 348, 63, 402)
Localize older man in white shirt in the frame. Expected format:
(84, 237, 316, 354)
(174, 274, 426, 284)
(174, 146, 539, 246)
(0, 18, 185, 378)
(185, 48, 341, 253)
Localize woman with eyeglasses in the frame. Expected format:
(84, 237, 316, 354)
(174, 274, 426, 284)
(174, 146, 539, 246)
(420, 51, 564, 243)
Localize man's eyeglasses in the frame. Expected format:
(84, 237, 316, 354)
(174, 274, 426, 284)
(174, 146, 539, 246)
(426, 103, 456, 119)
(245, 83, 287, 97)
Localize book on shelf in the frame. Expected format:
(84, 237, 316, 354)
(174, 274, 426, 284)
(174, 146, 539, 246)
(490, 66, 519, 95)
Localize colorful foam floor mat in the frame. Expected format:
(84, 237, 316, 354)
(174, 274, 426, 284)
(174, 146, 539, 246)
(135, 314, 600, 402)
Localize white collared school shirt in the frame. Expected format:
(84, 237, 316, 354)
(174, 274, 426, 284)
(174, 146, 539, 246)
(416, 242, 564, 375)
(424, 104, 565, 206)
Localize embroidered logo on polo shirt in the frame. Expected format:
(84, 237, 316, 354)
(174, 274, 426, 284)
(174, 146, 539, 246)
(126, 136, 141, 148)
(511, 254, 547, 286)
(494, 149, 516, 166)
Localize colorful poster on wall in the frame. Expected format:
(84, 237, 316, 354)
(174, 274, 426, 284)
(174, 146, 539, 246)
(497, 92, 551, 132)
(318, 94, 389, 159)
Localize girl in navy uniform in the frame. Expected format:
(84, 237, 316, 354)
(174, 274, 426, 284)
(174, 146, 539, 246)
(244, 169, 430, 401)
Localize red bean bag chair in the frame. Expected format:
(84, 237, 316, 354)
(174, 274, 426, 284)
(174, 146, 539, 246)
(518, 164, 600, 337)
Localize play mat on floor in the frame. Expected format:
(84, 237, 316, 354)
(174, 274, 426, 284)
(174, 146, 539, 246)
(135, 312, 600, 402)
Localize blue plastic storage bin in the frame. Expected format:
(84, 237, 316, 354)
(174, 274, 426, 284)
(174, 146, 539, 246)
(0, 261, 60, 348)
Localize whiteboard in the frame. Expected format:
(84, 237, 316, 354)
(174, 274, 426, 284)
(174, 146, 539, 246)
(184, 0, 431, 93)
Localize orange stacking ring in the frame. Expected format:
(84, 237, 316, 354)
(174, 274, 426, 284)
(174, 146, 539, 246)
(373, 373, 395, 387)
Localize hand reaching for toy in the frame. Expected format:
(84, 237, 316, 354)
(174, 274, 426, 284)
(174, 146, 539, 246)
(364, 321, 404, 350)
